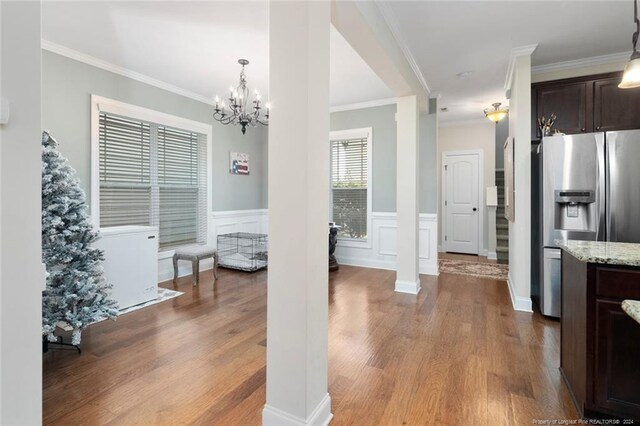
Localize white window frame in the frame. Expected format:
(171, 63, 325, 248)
(329, 127, 373, 249)
(90, 95, 213, 258)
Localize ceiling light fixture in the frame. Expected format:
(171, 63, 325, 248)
(620, 0, 640, 88)
(484, 102, 508, 123)
(214, 59, 269, 134)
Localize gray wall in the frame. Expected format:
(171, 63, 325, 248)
(42, 50, 268, 212)
(330, 103, 437, 214)
(330, 104, 397, 212)
(419, 98, 438, 214)
(495, 117, 509, 169)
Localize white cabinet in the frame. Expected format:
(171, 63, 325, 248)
(93, 225, 158, 310)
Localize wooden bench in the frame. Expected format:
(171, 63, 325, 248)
(172, 245, 218, 286)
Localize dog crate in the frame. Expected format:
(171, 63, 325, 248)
(217, 232, 268, 272)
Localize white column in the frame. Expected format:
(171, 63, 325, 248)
(506, 46, 535, 312)
(263, 1, 332, 426)
(395, 95, 420, 294)
(0, 1, 43, 424)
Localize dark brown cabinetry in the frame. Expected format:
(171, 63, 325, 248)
(533, 81, 591, 140)
(532, 72, 640, 141)
(561, 253, 640, 421)
(594, 77, 640, 132)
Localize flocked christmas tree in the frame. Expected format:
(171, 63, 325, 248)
(42, 131, 118, 345)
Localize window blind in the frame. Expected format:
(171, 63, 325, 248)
(156, 126, 205, 249)
(330, 137, 368, 240)
(99, 113, 152, 227)
(99, 111, 207, 250)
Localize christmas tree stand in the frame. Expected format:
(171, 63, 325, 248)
(42, 335, 81, 354)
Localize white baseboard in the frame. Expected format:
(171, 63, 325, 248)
(337, 256, 396, 271)
(487, 251, 498, 260)
(438, 245, 445, 253)
(157, 257, 213, 283)
(263, 394, 332, 426)
(395, 279, 421, 294)
(507, 273, 533, 313)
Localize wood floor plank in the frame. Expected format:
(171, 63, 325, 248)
(44, 262, 577, 425)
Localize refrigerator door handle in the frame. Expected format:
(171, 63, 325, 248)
(606, 133, 615, 241)
(596, 133, 607, 241)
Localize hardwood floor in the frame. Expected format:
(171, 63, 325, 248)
(43, 264, 577, 425)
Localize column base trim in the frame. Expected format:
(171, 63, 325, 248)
(263, 393, 333, 426)
(507, 274, 533, 313)
(395, 279, 421, 295)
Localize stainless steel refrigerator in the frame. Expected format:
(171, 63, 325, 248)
(532, 129, 640, 318)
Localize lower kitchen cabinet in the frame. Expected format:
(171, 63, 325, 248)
(560, 252, 640, 421)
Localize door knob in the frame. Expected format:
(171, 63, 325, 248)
(473, 207, 477, 212)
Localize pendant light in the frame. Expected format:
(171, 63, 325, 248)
(619, 0, 640, 89)
(484, 102, 509, 123)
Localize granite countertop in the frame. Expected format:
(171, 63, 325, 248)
(555, 239, 640, 267)
(622, 300, 640, 325)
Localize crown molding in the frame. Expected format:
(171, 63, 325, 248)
(41, 39, 216, 106)
(531, 51, 630, 75)
(375, 1, 431, 96)
(330, 97, 397, 113)
(504, 44, 538, 91)
(439, 118, 493, 128)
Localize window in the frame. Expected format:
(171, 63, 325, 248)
(93, 96, 211, 251)
(330, 128, 372, 245)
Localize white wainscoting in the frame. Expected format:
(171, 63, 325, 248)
(335, 212, 439, 276)
(157, 209, 438, 281)
(156, 209, 268, 283)
(209, 209, 269, 244)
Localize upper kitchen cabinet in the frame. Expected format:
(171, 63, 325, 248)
(531, 72, 640, 141)
(594, 76, 640, 132)
(533, 81, 591, 140)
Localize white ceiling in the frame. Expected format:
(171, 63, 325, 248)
(42, 1, 392, 108)
(386, 1, 632, 122)
(42, 1, 636, 122)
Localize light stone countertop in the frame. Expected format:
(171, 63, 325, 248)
(555, 240, 640, 267)
(622, 300, 640, 325)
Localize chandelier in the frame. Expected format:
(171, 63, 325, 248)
(483, 102, 509, 123)
(214, 59, 269, 134)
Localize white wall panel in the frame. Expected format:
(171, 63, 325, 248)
(335, 213, 438, 275)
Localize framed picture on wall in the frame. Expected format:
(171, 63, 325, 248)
(504, 137, 515, 222)
(229, 152, 250, 175)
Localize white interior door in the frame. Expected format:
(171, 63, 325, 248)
(444, 152, 480, 254)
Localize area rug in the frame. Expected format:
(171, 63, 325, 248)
(438, 259, 509, 281)
(57, 288, 183, 331)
